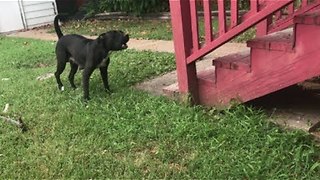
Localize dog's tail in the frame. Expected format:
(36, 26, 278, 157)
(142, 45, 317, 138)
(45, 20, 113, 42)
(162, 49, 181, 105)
(54, 15, 63, 39)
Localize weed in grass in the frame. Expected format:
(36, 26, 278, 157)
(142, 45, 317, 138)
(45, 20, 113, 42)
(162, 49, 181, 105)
(0, 37, 319, 179)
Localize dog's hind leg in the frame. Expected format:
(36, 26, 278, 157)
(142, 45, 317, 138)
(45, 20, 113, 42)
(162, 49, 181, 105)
(55, 51, 67, 91)
(68, 61, 78, 89)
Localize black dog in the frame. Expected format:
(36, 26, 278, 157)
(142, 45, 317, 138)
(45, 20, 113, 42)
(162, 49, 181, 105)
(53, 15, 129, 100)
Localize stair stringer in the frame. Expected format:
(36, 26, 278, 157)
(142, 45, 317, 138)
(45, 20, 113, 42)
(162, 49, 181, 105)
(198, 23, 320, 107)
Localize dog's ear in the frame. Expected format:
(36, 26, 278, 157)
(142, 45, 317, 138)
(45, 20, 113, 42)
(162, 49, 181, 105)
(98, 33, 106, 41)
(125, 34, 129, 41)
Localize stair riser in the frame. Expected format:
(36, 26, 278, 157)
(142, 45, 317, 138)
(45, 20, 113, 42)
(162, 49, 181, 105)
(165, 12, 320, 108)
(295, 24, 320, 54)
(250, 49, 297, 73)
(215, 67, 250, 86)
(199, 48, 320, 106)
(215, 61, 251, 72)
(248, 42, 294, 52)
(199, 22, 320, 106)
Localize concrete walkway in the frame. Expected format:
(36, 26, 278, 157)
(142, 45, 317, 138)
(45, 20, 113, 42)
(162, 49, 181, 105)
(8, 29, 247, 54)
(7, 29, 320, 136)
(8, 29, 176, 53)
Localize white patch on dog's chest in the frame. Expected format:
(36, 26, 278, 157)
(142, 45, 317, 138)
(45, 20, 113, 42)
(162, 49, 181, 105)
(98, 52, 111, 67)
(70, 57, 75, 62)
(69, 57, 84, 69)
(98, 58, 108, 67)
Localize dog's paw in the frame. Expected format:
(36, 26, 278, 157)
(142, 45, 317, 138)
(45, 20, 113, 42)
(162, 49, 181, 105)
(83, 99, 90, 108)
(105, 88, 113, 94)
(58, 85, 65, 91)
(83, 96, 91, 102)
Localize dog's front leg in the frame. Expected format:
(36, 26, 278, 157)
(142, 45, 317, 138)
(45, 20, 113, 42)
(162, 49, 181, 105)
(99, 58, 111, 94)
(82, 67, 95, 101)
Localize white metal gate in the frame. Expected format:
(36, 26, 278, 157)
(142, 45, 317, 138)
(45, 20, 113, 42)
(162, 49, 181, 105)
(0, 0, 57, 33)
(20, 0, 57, 29)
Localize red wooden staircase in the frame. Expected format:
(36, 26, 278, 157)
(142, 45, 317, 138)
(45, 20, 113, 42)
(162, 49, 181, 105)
(164, 0, 320, 107)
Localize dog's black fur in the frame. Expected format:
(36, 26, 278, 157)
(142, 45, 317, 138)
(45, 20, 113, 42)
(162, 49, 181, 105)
(53, 15, 129, 100)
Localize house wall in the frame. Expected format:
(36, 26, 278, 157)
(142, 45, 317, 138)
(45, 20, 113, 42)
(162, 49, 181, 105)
(21, 0, 57, 28)
(0, 0, 57, 33)
(0, 1, 25, 33)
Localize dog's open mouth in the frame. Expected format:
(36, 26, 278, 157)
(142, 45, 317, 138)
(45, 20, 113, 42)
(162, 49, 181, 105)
(122, 43, 128, 49)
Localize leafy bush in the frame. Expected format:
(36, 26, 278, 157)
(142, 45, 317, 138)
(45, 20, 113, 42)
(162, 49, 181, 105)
(84, 0, 169, 16)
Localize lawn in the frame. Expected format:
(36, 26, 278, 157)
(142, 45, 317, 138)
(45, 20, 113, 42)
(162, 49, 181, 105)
(0, 36, 320, 179)
(50, 18, 255, 42)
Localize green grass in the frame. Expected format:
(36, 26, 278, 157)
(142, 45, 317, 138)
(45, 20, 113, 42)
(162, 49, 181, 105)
(51, 18, 255, 42)
(0, 36, 320, 179)
(54, 19, 173, 40)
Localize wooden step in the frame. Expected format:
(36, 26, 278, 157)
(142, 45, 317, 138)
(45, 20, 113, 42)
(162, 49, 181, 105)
(294, 9, 320, 25)
(163, 82, 179, 97)
(247, 28, 294, 52)
(213, 50, 251, 72)
(197, 67, 216, 87)
(163, 67, 216, 102)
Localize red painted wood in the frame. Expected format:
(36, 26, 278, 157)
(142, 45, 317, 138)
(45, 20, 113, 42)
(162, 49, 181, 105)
(250, 0, 258, 13)
(203, 0, 213, 44)
(275, 10, 282, 21)
(167, 0, 320, 107)
(169, 0, 199, 103)
(198, 39, 320, 107)
(190, 0, 200, 51)
(213, 50, 251, 72)
(218, 0, 226, 36)
(256, 16, 272, 37)
(197, 67, 216, 87)
(301, 0, 308, 7)
(247, 28, 294, 52)
(256, 0, 273, 37)
(241, 0, 258, 22)
(186, 0, 294, 64)
(230, 0, 239, 28)
(288, 3, 294, 14)
(294, 9, 320, 25)
(197, 13, 320, 107)
(268, 2, 320, 34)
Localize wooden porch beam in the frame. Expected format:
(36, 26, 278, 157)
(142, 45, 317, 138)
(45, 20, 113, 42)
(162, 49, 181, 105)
(169, 0, 199, 104)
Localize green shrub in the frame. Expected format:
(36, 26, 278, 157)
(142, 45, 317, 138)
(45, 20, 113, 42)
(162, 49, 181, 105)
(84, 0, 251, 17)
(84, 0, 169, 16)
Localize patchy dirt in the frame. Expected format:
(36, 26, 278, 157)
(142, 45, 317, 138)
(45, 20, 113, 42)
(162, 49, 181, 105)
(247, 83, 320, 132)
(36, 73, 54, 81)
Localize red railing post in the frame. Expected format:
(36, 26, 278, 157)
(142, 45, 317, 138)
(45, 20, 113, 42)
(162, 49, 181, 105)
(230, 0, 239, 28)
(203, 0, 213, 44)
(256, 0, 273, 36)
(169, 0, 199, 104)
(218, 0, 226, 36)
